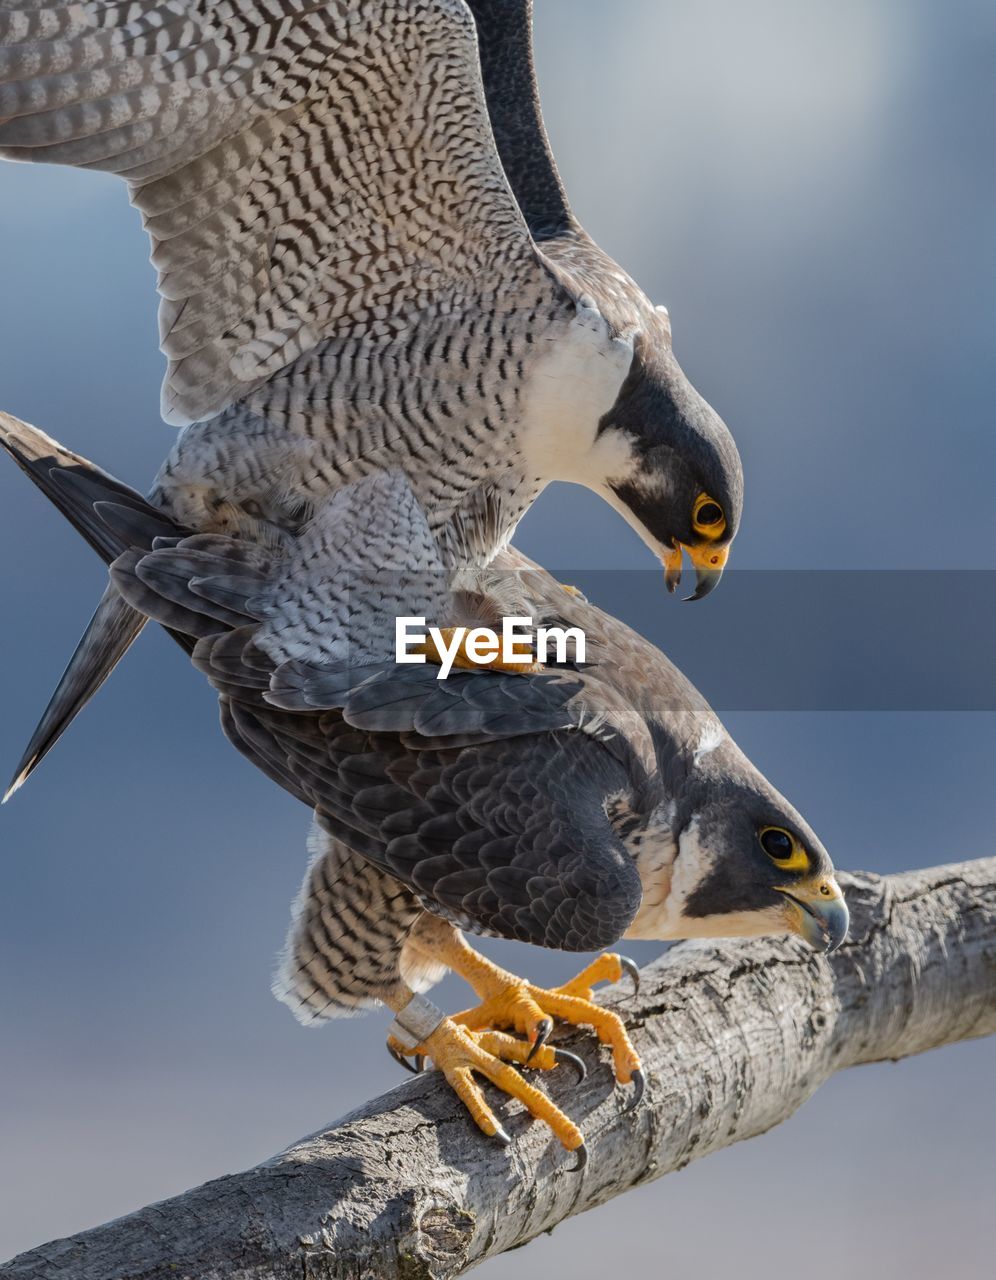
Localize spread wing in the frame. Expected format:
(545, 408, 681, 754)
(0, 0, 554, 425)
(466, 0, 577, 241)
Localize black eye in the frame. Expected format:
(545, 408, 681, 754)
(760, 828, 794, 860)
(696, 502, 723, 527)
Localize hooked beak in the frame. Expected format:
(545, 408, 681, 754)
(777, 878, 849, 954)
(663, 541, 730, 600)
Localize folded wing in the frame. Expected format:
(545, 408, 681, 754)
(102, 491, 645, 952)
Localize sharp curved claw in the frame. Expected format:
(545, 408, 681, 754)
(414, 1054, 426, 1074)
(526, 1017, 554, 1064)
(387, 1043, 420, 1076)
(619, 956, 641, 996)
(569, 1142, 588, 1173)
(493, 1124, 512, 1147)
(624, 1068, 647, 1112)
(552, 1047, 587, 1083)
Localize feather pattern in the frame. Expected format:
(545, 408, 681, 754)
(273, 822, 447, 1024)
(0, 0, 549, 427)
(94, 471, 692, 951)
(0, 1, 669, 593)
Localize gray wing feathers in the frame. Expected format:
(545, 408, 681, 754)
(265, 660, 582, 742)
(111, 548, 226, 639)
(219, 700, 315, 806)
(0, 1, 540, 425)
(466, 0, 576, 241)
(104, 493, 646, 951)
(312, 731, 644, 951)
(112, 470, 456, 666)
(101, 469, 586, 744)
(247, 470, 452, 668)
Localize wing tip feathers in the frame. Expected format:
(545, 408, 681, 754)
(3, 754, 39, 804)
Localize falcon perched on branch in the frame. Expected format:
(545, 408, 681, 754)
(0, 0, 742, 793)
(1, 413, 846, 1163)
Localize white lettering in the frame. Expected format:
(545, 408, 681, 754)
(430, 626, 465, 679)
(394, 615, 588, 678)
(536, 625, 586, 665)
(396, 617, 428, 664)
(502, 617, 535, 665)
(465, 627, 500, 664)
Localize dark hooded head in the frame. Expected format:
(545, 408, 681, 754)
(665, 732, 848, 952)
(630, 716, 848, 952)
(596, 324, 744, 600)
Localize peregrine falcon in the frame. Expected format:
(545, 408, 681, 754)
(1, 413, 847, 1163)
(0, 0, 743, 791)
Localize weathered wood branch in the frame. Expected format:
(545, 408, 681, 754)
(3, 860, 994, 1280)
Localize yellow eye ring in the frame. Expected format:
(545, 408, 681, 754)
(759, 826, 811, 874)
(692, 493, 727, 540)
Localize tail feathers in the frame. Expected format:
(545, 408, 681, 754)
(111, 548, 236, 640)
(94, 499, 179, 549)
(0, 410, 187, 799)
(0, 410, 171, 566)
(4, 585, 148, 802)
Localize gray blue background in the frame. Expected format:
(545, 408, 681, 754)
(1, 1, 993, 1274)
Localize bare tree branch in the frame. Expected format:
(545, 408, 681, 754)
(3, 860, 993, 1280)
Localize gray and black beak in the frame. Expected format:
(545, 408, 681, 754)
(663, 541, 730, 601)
(778, 878, 849, 954)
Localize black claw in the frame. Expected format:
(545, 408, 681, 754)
(387, 1044, 420, 1076)
(414, 1054, 426, 1074)
(552, 1047, 587, 1083)
(619, 956, 641, 996)
(493, 1124, 512, 1147)
(569, 1142, 588, 1173)
(526, 1017, 554, 1064)
(624, 1068, 647, 1112)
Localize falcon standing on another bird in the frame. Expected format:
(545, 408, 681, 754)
(0, 0, 743, 793)
(1, 414, 845, 1164)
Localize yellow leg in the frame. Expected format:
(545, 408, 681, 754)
(412, 627, 543, 675)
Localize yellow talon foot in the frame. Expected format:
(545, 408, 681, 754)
(452, 951, 644, 1090)
(554, 952, 640, 1002)
(388, 1019, 585, 1152)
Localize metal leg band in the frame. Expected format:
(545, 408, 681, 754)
(388, 993, 446, 1050)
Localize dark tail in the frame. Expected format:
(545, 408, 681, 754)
(0, 411, 185, 800)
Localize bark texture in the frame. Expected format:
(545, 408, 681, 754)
(3, 860, 994, 1280)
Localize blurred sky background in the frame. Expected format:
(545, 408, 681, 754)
(0, 0, 994, 1274)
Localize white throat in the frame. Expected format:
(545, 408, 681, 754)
(519, 298, 637, 486)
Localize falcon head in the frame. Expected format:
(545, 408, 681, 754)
(597, 323, 744, 601)
(651, 730, 848, 952)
